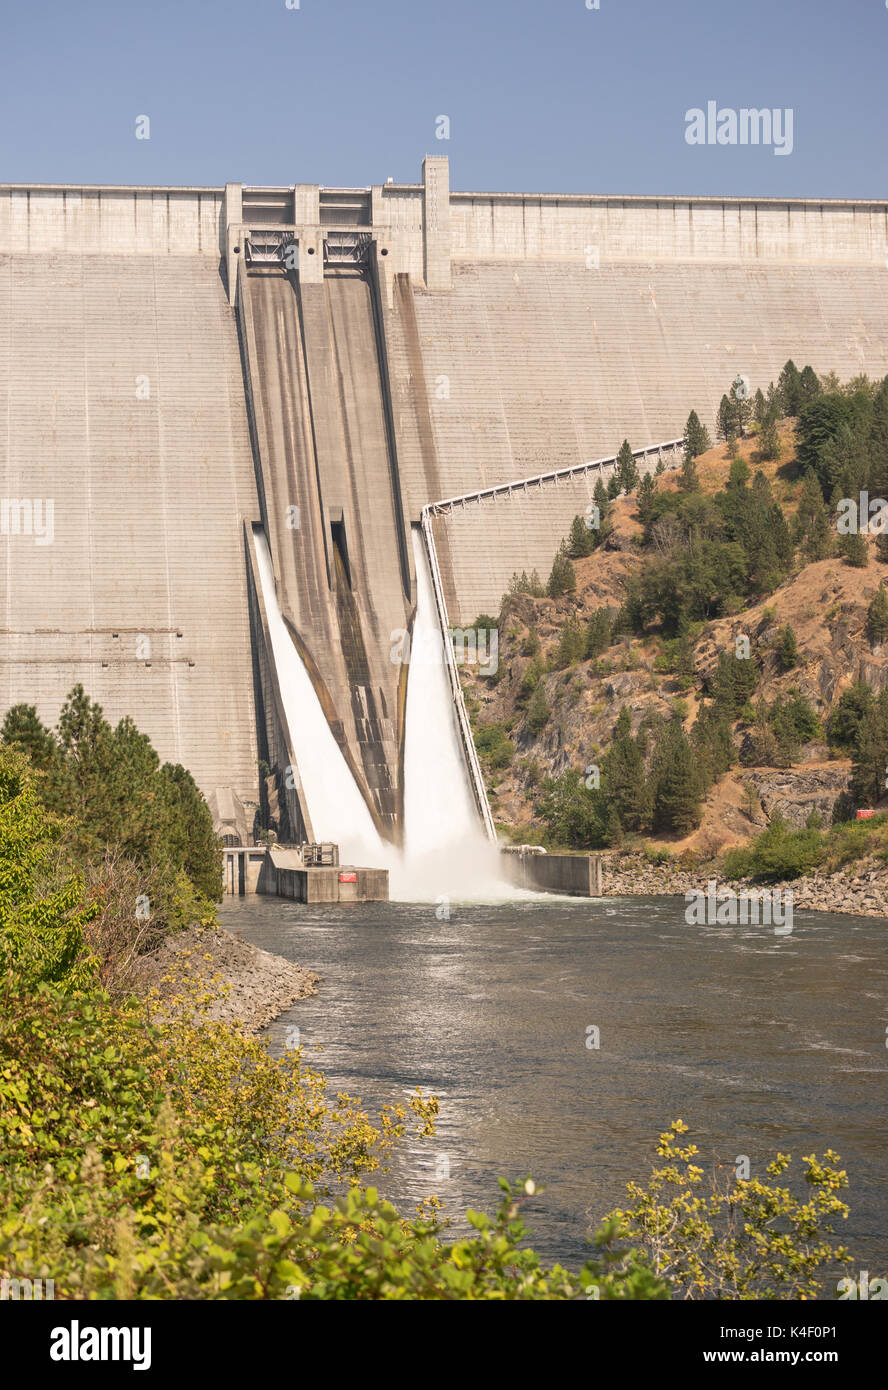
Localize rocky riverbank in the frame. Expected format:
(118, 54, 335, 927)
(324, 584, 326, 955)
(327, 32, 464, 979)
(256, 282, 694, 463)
(602, 854, 888, 918)
(130, 924, 319, 1033)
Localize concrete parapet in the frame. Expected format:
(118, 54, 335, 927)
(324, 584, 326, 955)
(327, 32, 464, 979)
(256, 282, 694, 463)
(500, 849, 603, 896)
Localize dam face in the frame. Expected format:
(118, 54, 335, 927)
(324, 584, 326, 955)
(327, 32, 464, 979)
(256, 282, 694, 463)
(2, 162, 887, 842)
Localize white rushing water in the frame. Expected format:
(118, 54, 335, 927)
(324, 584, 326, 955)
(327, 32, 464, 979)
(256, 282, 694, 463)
(253, 526, 387, 866)
(253, 523, 518, 901)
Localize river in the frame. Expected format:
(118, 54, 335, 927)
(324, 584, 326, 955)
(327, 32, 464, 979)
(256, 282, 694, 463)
(221, 894, 888, 1280)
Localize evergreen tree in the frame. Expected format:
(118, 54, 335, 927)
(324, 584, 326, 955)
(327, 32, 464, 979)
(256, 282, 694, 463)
(769, 699, 801, 768)
(525, 682, 550, 735)
(679, 453, 700, 492)
(615, 440, 639, 493)
(602, 706, 648, 831)
(778, 360, 804, 416)
(850, 692, 888, 808)
(838, 531, 869, 568)
(554, 618, 585, 669)
(636, 472, 657, 525)
(546, 548, 576, 597)
(684, 410, 712, 458)
(753, 388, 767, 425)
(585, 607, 613, 659)
(868, 376, 888, 497)
(877, 531, 888, 565)
(828, 681, 874, 749)
(799, 364, 822, 407)
(1, 705, 57, 772)
(606, 471, 621, 501)
(793, 474, 833, 562)
(652, 718, 703, 833)
(727, 456, 750, 488)
(868, 583, 888, 644)
(757, 415, 782, 462)
(717, 393, 735, 442)
(729, 376, 753, 437)
(568, 512, 596, 559)
(778, 625, 800, 672)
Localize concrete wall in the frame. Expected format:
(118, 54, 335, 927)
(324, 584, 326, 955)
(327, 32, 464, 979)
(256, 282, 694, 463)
(500, 850, 602, 896)
(3, 163, 888, 838)
(0, 251, 260, 815)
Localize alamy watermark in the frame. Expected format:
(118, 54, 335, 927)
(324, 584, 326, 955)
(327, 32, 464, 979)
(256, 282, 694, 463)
(390, 625, 498, 676)
(0, 498, 54, 545)
(685, 102, 793, 157)
(685, 880, 793, 935)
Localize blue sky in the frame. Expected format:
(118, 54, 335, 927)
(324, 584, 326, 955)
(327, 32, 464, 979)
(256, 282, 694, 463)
(2, 0, 885, 197)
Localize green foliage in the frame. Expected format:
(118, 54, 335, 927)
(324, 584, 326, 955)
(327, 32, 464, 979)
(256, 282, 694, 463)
(546, 549, 576, 598)
(0, 750, 98, 993)
(678, 453, 700, 492)
(585, 607, 613, 659)
(838, 531, 869, 568)
(849, 689, 888, 808)
(777, 359, 804, 417)
(507, 569, 546, 599)
(0, 705, 58, 772)
(868, 584, 888, 643)
(723, 812, 824, 881)
(615, 439, 639, 494)
(567, 513, 596, 559)
(684, 410, 711, 458)
(777, 624, 800, 672)
(828, 681, 875, 749)
(710, 650, 758, 718)
(608, 1120, 850, 1300)
(474, 723, 516, 773)
(552, 618, 585, 670)
(2, 685, 222, 914)
(525, 682, 551, 735)
(793, 474, 833, 561)
(756, 415, 782, 462)
(651, 717, 703, 834)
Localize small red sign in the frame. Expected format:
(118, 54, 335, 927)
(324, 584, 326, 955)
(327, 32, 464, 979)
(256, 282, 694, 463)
(856, 809, 876, 820)
(339, 872, 357, 883)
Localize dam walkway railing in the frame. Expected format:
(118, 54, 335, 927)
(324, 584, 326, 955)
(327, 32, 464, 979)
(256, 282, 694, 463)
(419, 435, 686, 841)
(425, 438, 685, 517)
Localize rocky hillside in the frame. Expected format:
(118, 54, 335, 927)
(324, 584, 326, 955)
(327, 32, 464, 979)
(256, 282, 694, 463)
(462, 425, 888, 855)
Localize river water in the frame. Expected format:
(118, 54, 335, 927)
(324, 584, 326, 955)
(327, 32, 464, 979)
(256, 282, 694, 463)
(222, 894, 888, 1280)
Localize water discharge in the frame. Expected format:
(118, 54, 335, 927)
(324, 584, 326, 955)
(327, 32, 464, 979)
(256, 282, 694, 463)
(253, 523, 517, 901)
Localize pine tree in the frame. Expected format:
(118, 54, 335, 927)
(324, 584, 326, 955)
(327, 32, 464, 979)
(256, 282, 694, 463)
(602, 707, 649, 831)
(1, 704, 57, 772)
(794, 474, 833, 562)
(838, 531, 869, 568)
(615, 439, 639, 493)
(679, 452, 700, 492)
(568, 513, 595, 558)
(636, 472, 656, 525)
(606, 471, 621, 500)
(868, 584, 888, 644)
(778, 360, 804, 416)
(757, 415, 782, 462)
(778, 625, 800, 672)
(716, 394, 735, 442)
(546, 549, 576, 597)
(585, 608, 613, 659)
(753, 388, 767, 425)
(684, 410, 712, 458)
(554, 618, 585, 669)
(525, 682, 550, 736)
(868, 376, 888, 498)
(850, 693, 888, 809)
(652, 719, 703, 833)
(799, 365, 822, 406)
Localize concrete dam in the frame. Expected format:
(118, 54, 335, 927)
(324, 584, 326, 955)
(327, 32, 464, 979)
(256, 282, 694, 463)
(1, 157, 887, 850)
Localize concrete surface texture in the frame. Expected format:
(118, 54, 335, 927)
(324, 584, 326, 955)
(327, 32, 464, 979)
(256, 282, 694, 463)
(2, 160, 887, 839)
(0, 251, 259, 831)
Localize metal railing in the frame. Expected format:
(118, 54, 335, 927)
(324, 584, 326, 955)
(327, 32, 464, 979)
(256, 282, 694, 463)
(419, 436, 686, 841)
(426, 438, 685, 516)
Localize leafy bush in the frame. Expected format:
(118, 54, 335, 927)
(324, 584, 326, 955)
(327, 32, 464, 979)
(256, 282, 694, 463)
(722, 813, 824, 881)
